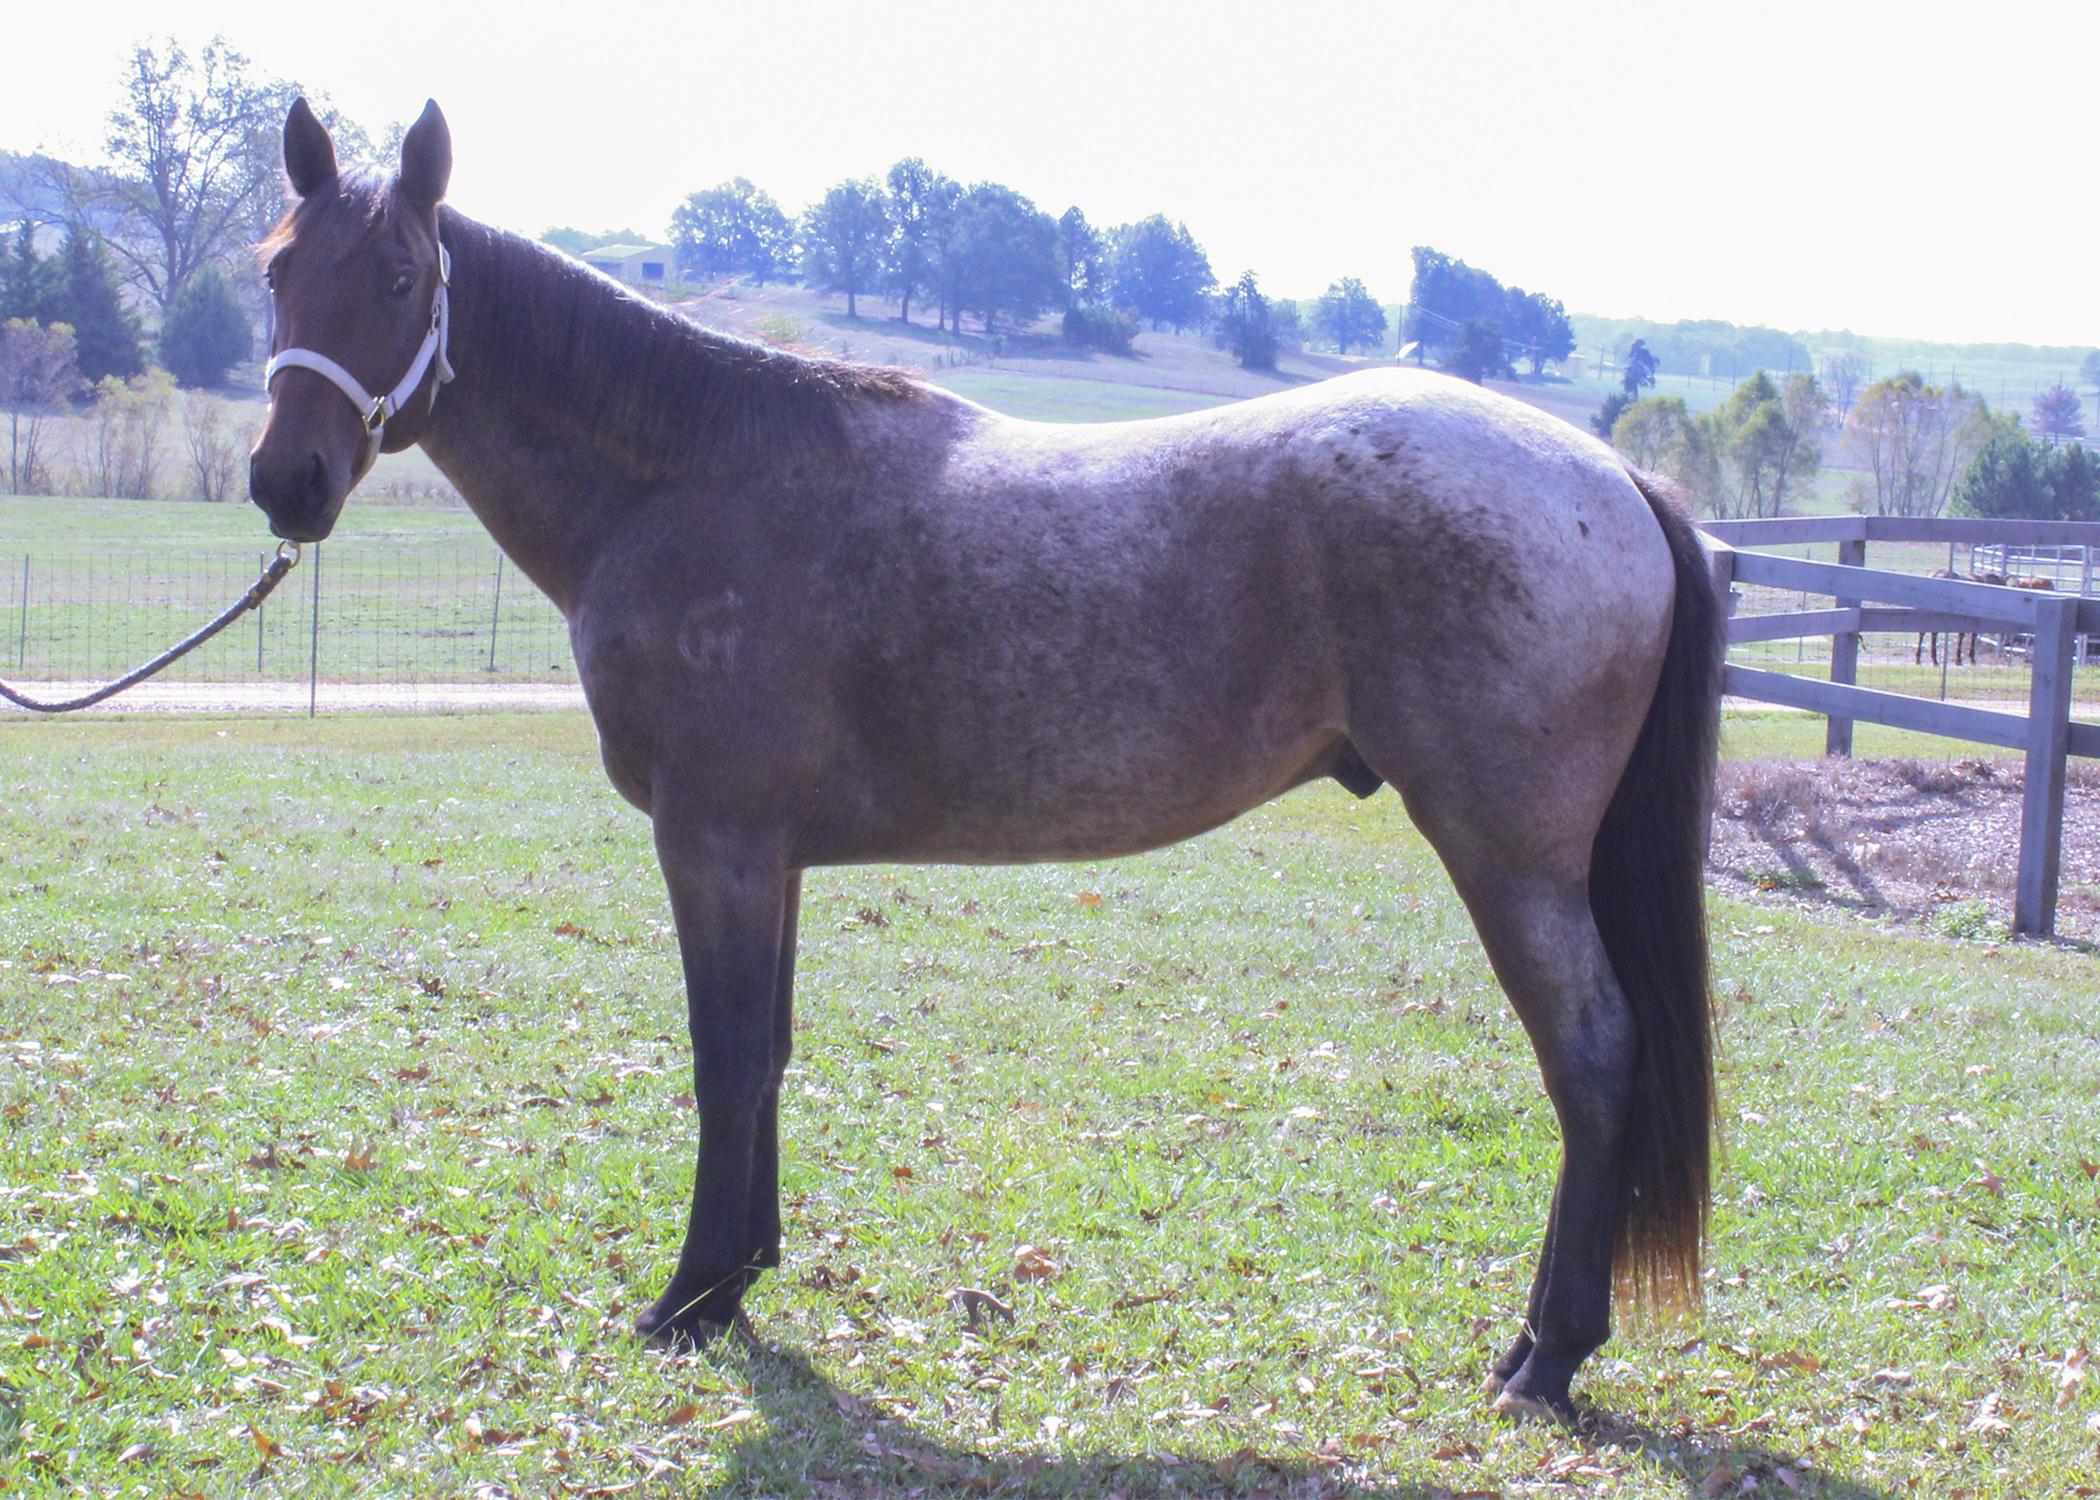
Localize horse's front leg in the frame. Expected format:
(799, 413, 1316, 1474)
(634, 814, 792, 1348)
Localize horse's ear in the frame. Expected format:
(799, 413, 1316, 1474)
(283, 97, 338, 199)
(398, 100, 452, 208)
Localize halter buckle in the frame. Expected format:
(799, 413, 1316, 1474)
(363, 396, 389, 435)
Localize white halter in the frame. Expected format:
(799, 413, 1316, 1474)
(265, 242, 454, 464)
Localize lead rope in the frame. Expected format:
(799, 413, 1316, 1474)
(0, 543, 302, 714)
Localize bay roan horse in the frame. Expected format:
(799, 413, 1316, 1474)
(249, 100, 1725, 1419)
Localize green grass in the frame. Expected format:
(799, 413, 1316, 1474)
(0, 712, 2094, 1496)
(0, 498, 572, 686)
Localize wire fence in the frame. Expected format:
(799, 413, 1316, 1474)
(0, 541, 576, 702)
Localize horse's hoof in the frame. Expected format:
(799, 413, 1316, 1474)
(1491, 1389, 1564, 1423)
(636, 1303, 753, 1353)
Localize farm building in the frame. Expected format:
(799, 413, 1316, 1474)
(579, 243, 677, 286)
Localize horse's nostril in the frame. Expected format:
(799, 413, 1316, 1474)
(305, 452, 328, 505)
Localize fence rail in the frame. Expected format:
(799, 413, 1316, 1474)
(1703, 515, 2100, 937)
(1, 541, 575, 694)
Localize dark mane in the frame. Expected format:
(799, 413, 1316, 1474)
(266, 181, 925, 483)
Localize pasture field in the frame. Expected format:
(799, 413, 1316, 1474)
(0, 498, 573, 688)
(0, 709, 2095, 1497)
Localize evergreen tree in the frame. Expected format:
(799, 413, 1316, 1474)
(1622, 338, 1659, 397)
(158, 264, 251, 387)
(54, 227, 144, 382)
(1, 224, 59, 323)
(1213, 271, 1278, 370)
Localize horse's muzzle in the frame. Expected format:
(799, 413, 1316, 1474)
(248, 449, 342, 542)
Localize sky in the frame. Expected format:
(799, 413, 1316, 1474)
(5, 0, 2096, 348)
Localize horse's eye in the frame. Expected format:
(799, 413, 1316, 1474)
(389, 271, 414, 297)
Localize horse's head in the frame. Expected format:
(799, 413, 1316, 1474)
(249, 98, 454, 542)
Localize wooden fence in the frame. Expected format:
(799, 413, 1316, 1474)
(1699, 516, 2100, 937)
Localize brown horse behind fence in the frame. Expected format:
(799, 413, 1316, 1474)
(246, 100, 1725, 1420)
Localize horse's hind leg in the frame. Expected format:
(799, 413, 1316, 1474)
(1452, 871, 1636, 1418)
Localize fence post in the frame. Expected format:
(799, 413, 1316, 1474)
(256, 552, 266, 674)
(15, 556, 26, 670)
(308, 542, 321, 719)
(486, 553, 504, 674)
(1826, 535, 1866, 756)
(2014, 592, 2077, 936)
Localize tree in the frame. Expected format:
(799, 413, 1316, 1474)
(883, 159, 952, 324)
(1955, 419, 2053, 520)
(950, 182, 1060, 335)
(1847, 372, 1991, 518)
(669, 179, 794, 285)
(2081, 349, 2100, 395)
(1610, 395, 1695, 471)
(1450, 318, 1512, 384)
(0, 224, 59, 323)
(1819, 351, 1868, 417)
(1055, 205, 1107, 313)
(1703, 371, 1822, 519)
(53, 227, 144, 382)
(1956, 419, 2100, 522)
(0, 318, 82, 494)
(2032, 383, 2086, 445)
(1622, 338, 1658, 397)
(1311, 277, 1387, 356)
(1608, 394, 1724, 501)
(91, 37, 284, 308)
(924, 176, 966, 333)
(1213, 271, 1278, 370)
(1406, 247, 1509, 359)
(1505, 289, 1574, 375)
(800, 178, 889, 319)
(180, 390, 241, 501)
(1109, 215, 1214, 332)
(158, 264, 251, 387)
(1590, 390, 1633, 440)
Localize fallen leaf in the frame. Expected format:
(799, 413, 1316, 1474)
(664, 1401, 700, 1428)
(1964, 1391, 2012, 1435)
(1076, 891, 1103, 909)
(1759, 1349, 1821, 1375)
(1868, 1367, 1913, 1388)
(2053, 1344, 2089, 1408)
(947, 1287, 1016, 1332)
(248, 1423, 283, 1462)
(343, 1141, 376, 1173)
(1012, 1243, 1059, 1282)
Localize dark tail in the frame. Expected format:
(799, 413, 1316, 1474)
(1590, 469, 1725, 1315)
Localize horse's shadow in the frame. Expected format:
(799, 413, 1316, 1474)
(690, 1344, 1898, 1498)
